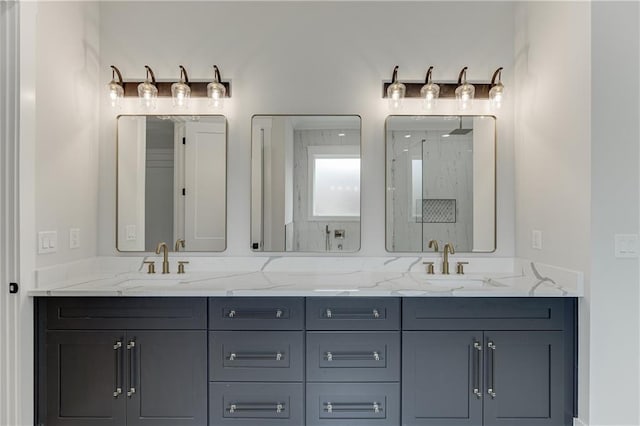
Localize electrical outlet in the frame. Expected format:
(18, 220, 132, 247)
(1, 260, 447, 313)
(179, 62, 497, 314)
(69, 228, 80, 249)
(126, 225, 137, 241)
(615, 234, 639, 258)
(532, 230, 543, 250)
(38, 231, 58, 254)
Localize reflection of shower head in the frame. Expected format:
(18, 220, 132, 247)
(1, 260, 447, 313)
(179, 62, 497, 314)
(448, 117, 473, 135)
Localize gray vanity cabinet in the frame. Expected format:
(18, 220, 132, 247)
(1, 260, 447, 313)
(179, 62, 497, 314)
(402, 331, 483, 426)
(126, 331, 207, 426)
(402, 298, 574, 426)
(482, 331, 564, 426)
(44, 331, 127, 426)
(38, 298, 208, 426)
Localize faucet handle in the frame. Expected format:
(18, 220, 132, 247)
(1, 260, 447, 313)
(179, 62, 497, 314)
(422, 261, 435, 275)
(143, 261, 156, 274)
(177, 261, 190, 275)
(456, 262, 469, 275)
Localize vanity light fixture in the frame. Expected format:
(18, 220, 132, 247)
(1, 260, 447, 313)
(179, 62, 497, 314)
(386, 66, 406, 109)
(455, 67, 475, 110)
(171, 65, 191, 108)
(107, 65, 124, 108)
(138, 65, 158, 110)
(383, 66, 504, 109)
(207, 65, 227, 109)
(420, 66, 440, 110)
(489, 67, 504, 109)
(108, 65, 231, 109)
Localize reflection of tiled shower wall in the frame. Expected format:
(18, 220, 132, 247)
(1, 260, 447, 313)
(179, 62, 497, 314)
(293, 129, 360, 252)
(387, 131, 473, 251)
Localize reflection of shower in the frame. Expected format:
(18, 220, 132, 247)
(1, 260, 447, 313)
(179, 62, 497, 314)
(448, 116, 473, 136)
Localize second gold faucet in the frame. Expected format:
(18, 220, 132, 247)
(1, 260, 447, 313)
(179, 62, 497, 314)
(155, 242, 170, 274)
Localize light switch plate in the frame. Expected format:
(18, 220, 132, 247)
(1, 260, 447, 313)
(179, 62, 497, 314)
(615, 234, 639, 258)
(38, 231, 58, 254)
(126, 225, 137, 241)
(69, 228, 80, 249)
(532, 230, 543, 250)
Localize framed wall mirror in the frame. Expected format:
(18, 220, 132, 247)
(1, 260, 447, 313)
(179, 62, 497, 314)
(251, 115, 361, 252)
(117, 115, 226, 252)
(386, 115, 496, 252)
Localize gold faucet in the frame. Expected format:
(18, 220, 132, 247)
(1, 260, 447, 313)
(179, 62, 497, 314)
(428, 239, 439, 252)
(155, 242, 170, 274)
(175, 239, 185, 252)
(442, 243, 455, 275)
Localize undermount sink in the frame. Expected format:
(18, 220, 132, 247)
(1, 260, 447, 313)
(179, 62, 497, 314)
(410, 273, 488, 288)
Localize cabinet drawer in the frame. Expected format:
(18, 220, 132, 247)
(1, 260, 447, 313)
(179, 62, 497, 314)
(45, 297, 207, 330)
(209, 298, 304, 330)
(306, 298, 400, 330)
(306, 332, 400, 382)
(403, 298, 567, 330)
(209, 331, 304, 382)
(209, 383, 303, 426)
(306, 383, 400, 426)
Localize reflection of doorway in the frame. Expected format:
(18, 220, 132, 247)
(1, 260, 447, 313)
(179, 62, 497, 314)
(145, 119, 174, 251)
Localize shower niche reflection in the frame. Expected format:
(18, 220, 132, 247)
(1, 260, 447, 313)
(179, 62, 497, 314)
(251, 115, 361, 252)
(386, 115, 496, 252)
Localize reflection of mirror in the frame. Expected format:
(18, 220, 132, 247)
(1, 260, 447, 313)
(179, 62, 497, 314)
(117, 115, 226, 252)
(251, 115, 361, 252)
(386, 115, 495, 252)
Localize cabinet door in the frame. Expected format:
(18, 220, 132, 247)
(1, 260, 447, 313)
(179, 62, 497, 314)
(126, 331, 207, 426)
(402, 331, 483, 426)
(483, 331, 565, 426)
(45, 331, 126, 426)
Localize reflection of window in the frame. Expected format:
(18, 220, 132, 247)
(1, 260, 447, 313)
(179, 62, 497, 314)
(308, 146, 360, 219)
(411, 158, 422, 220)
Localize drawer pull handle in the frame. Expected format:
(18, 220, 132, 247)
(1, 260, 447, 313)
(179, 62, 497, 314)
(226, 309, 286, 319)
(472, 341, 482, 399)
(228, 403, 285, 413)
(324, 351, 382, 362)
(228, 352, 285, 361)
(113, 340, 123, 398)
(127, 340, 136, 398)
(487, 341, 496, 398)
(323, 402, 383, 413)
(323, 308, 383, 319)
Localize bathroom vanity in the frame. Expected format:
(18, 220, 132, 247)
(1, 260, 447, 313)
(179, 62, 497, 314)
(35, 295, 577, 426)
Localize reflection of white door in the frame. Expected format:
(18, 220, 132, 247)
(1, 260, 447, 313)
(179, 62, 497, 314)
(184, 121, 226, 251)
(117, 116, 146, 251)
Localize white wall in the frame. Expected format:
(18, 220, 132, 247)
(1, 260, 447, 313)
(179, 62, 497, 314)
(97, 1, 516, 258)
(590, 2, 640, 425)
(513, 2, 591, 422)
(35, 1, 100, 267)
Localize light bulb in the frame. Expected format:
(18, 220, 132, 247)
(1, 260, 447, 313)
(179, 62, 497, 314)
(171, 65, 191, 108)
(107, 65, 124, 108)
(207, 65, 226, 109)
(138, 81, 158, 110)
(107, 80, 123, 108)
(455, 67, 475, 110)
(420, 66, 439, 110)
(137, 66, 157, 110)
(489, 68, 505, 110)
(386, 65, 405, 110)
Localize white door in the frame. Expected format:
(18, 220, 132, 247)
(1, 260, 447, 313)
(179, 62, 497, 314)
(184, 121, 226, 251)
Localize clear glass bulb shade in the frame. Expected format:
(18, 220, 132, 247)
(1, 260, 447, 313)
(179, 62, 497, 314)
(138, 81, 158, 110)
(171, 81, 191, 108)
(455, 82, 475, 110)
(420, 82, 440, 110)
(489, 82, 504, 109)
(207, 81, 226, 109)
(107, 80, 124, 108)
(387, 81, 406, 109)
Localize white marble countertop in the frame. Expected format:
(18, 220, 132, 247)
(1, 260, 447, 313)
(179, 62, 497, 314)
(29, 256, 583, 297)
